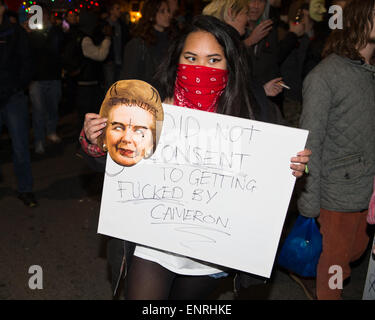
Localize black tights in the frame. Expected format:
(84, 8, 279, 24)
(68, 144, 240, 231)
(125, 256, 221, 300)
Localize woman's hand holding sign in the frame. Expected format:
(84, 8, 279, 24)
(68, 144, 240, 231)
(290, 149, 312, 177)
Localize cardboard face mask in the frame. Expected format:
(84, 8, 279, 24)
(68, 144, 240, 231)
(309, 0, 327, 22)
(98, 80, 164, 167)
(104, 105, 155, 167)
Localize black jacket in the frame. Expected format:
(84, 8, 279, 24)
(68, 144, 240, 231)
(253, 83, 286, 125)
(105, 18, 130, 65)
(0, 17, 32, 105)
(280, 34, 311, 102)
(247, 26, 298, 85)
(28, 25, 63, 80)
(120, 31, 169, 87)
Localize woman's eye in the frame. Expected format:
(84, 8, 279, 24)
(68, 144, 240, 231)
(185, 56, 195, 62)
(209, 58, 221, 64)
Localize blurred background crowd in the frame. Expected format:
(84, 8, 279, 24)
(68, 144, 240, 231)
(0, 0, 356, 205)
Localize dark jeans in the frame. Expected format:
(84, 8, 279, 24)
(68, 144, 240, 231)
(0, 91, 33, 193)
(29, 80, 62, 145)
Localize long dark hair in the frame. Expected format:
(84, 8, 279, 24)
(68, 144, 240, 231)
(323, 0, 375, 60)
(131, 0, 169, 46)
(154, 15, 256, 119)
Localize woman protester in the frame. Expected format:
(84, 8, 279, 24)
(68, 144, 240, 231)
(81, 15, 311, 299)
(120, 0, 172, 86)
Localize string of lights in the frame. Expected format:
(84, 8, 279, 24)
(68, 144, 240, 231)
(21, 0, 102, 13)
(13, 0, 143, 24)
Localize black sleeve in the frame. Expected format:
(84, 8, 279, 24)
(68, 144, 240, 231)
(302, 40, 324, 79)
(77, 148, 107, 173)
(120, 38, 144, 80)
(121, 20, 131, 46)
(16, 26, 33, 89)
(250, 81, 288, 125)
(277, 31, 298, 65)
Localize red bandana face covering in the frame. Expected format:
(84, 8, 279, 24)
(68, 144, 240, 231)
(173, 64, 229, 113)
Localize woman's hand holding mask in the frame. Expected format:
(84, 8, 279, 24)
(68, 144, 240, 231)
(83, 113, 107, 145)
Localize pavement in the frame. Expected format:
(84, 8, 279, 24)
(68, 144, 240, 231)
(0, 111, 373, 300)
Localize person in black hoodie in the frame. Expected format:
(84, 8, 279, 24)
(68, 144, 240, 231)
(0, 0, 37, 207)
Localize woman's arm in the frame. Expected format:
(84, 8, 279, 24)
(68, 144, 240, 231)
(81, 36, 111, 62)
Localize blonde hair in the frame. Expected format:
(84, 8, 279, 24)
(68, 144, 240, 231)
(202, 0, 249, 23)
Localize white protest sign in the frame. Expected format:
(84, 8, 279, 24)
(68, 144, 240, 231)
(363, 235, 375, 300)
(98, 104, 308, 278)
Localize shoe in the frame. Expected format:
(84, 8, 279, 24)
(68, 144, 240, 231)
(18, 192, 38, 208)
(35, 141, 45, 154)
(47, 133, 62, 143)
(289, 272, 317, 300)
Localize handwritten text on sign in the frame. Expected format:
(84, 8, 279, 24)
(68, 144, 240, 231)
(98, 104, 308, 278)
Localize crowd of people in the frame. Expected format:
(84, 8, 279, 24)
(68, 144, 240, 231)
(0, 0, 374, 300)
